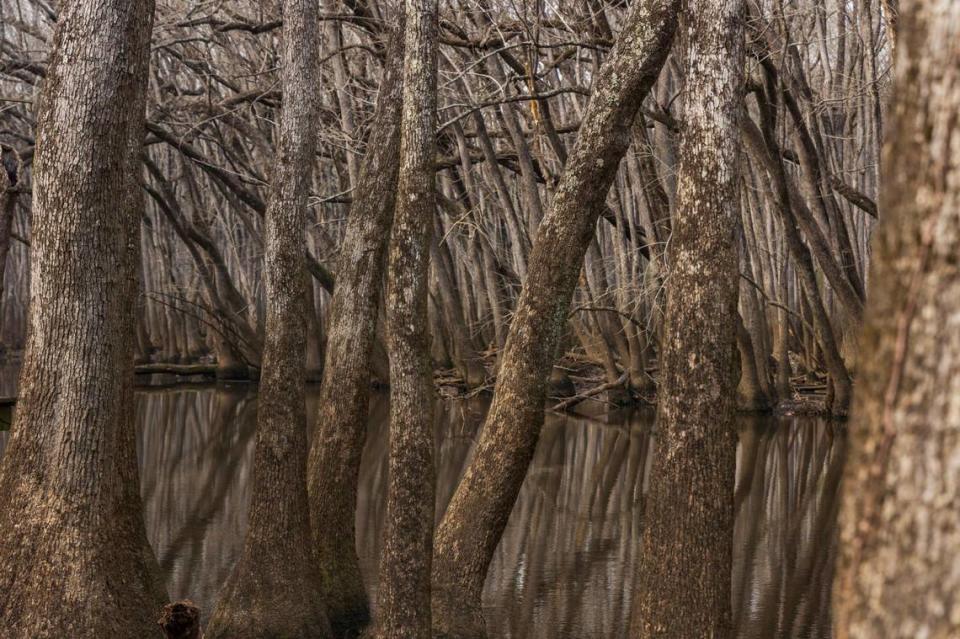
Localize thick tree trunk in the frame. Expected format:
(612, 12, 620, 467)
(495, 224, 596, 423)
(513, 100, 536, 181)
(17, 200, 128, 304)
(833, 2, 960, 637)
(307, 24, 405, 637)
(0, 0, 166, 636)
(630, 0, 745, 636)
(430, 2, 680, 637)
(205, 0, 330, 636)
(372, 2, 438, 637)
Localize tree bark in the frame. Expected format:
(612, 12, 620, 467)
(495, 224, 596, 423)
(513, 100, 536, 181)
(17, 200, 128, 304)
(307, 24, 405, 638)
(833, 1, 960, 637)
(0, 0, 166, 635)
(205, 0, 331, 636)
(430, 2, 680, 637)
(630, 0, 745, 636)
(372, 2, 438, 637)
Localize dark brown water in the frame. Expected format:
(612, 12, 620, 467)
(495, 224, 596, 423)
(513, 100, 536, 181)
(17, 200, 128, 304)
(0, 381, 844, 639)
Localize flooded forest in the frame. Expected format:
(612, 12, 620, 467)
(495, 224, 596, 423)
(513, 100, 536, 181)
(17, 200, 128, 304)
(0, 0, 957, 637)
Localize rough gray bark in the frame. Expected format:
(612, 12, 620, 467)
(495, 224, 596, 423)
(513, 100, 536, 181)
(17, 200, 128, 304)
(372, 2, 438, 637)
(430, 2, 680, 637)
(0, 0, 166, 635)
(205, 0, 331, 636)
(833, 1, 960, 637)
(630, 0, 745, 636)
(307, 24, 405, 637)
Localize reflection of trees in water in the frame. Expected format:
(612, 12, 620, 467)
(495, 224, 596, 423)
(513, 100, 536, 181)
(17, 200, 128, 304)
(138, 386, 257, 613)
(130, 388, 843, 638)
(733, 418, 846, 639)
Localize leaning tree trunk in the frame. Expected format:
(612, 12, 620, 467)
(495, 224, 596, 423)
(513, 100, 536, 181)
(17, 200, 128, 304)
(372, 2, 438, 637)
(205, 0, 331, 637)
(630, 0, 745, 636)
(0, 0, 166, 636)
(430, 2, 680, 637)
(307, 23, 405, 638)
(833, 2, 960, 637)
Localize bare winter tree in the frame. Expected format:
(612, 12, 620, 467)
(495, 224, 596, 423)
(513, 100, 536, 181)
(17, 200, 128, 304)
(0, 0, 166, 635)
(372, 1, 438, 637)
(833, 1, 960, 637)
(204, 0, 331, 636)
(431, 1, 681, 636)
(307, 22, 404, 638)
(630, 0, 746, 635)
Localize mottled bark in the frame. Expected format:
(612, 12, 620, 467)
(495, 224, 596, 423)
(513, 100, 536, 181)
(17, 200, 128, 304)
(834, 2, 960, 637)
(431, 2, 680, 637)
(0, 0, 166, 635)
(307, 24, 404, 637)
(630, 0, 745, 636)
(372, 2, 438, 637)
(205, 0, 330, 636)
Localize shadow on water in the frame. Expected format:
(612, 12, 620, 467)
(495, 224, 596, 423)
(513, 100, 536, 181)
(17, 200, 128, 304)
(0, 381, 845, 639)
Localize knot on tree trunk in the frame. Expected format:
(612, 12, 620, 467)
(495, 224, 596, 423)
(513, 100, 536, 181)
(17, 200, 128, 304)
(158, 600, 202, 639)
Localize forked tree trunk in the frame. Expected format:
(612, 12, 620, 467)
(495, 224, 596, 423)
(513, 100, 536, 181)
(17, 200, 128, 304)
(630, 0, 746, 636)
(372, 2, 438, 637)
(0, 0, 166, 636)
(307, 24, 405, 638)
(205, 0, 331, 636)
(430, 2, 680, 637)
(833, 1, 960, 637)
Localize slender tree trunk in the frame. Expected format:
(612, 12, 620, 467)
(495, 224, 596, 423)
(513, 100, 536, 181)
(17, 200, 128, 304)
(431, 2, 680, 637)
(307, 24, 405, 637)
(834, 2, 960, 637)
(630, 0, 745, 636)
(736, 311, 772, 411)
(372, 2, 438, 636)
(0, 149, 17, 314)
(205, 0, 330, 636)
(0, 0, 166, 635)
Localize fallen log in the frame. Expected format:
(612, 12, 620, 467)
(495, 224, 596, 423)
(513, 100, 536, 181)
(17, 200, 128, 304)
(551, 372, 629, 412)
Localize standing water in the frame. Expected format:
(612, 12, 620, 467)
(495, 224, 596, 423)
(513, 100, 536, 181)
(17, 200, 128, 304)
(0, 379, 843, 639)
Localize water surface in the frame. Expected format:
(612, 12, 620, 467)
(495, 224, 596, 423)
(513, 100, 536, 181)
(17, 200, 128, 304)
(0, 382, 843, 638)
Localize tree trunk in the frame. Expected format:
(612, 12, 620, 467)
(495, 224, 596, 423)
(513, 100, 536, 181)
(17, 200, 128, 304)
(736, 312, 772, 411)
(0, 0, 166, 635)
(372, 2, 438, 637)
(0, 148, 18, 319)
(307, 24, 405, 638)
(833, 1, 960, 637)
(430, 2, 680, 637)
(630, 0, 745, 636)
(205, 0, 330, 636)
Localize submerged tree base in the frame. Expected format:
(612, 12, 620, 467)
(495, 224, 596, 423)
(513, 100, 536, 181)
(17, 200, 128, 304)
(205, 558, 332, 639)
